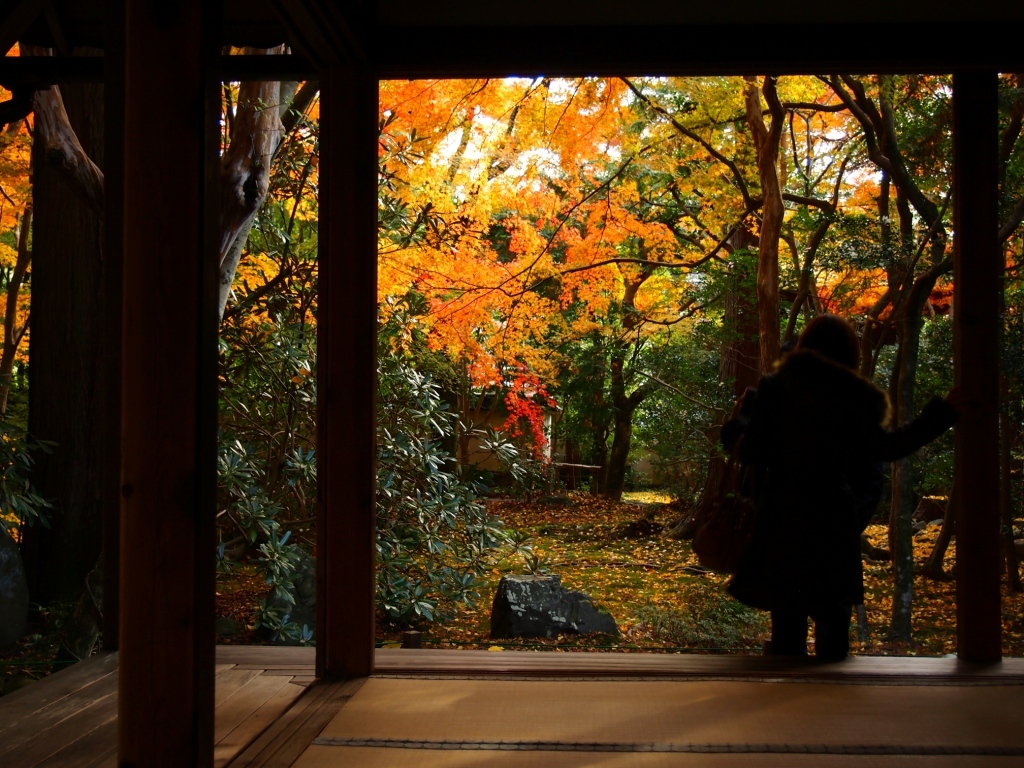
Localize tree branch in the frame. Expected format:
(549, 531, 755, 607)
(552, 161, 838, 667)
(998, 73, 1024, 187)
(0, 205, 33, 416)
(999, 194, 1024, 245)
(622, 77, 754, 209)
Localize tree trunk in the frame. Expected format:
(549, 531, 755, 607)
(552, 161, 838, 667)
(887, 257, 949, 639)
(217, 51, 287, 319)
(29, 81, 103, 215)
(21, 75, 106, 607)
(887, 323, 919, 640)
(603, 391, 635, 501)
(588, 435, 608, 496)
(744, 76, 784, 374)
(920, 482, 956, 580)
(576, 334, 611, 496)
(602, 340, 657, 501)
(999, 375, 1023, 590)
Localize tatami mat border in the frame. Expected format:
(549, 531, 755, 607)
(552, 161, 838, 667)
(311, 737, 1024, 756)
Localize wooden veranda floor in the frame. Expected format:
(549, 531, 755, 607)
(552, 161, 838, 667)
(3, 647, 1024, 767)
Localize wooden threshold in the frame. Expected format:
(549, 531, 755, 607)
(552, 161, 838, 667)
(215, 644, 1024, 684)
(373, 648, 1024, 684)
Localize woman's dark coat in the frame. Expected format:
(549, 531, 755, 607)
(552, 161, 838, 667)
(724, 349, 956, 612)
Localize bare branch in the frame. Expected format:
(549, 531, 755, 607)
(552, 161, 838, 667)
(781, 101, 848, 113)
(634, 370, 722, 412)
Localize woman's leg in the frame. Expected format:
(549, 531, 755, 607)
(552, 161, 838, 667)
(770, 606, 809, 656)
(811, 603, 852, 660)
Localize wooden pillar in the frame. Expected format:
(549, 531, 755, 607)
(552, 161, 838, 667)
(953, 71, 1002, 663)
(119, 2, 220, 765)
(101, 0, 125, 652)
(316, 64, 378, 679)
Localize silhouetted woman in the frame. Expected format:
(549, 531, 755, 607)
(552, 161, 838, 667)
(723, 315, 958, 660)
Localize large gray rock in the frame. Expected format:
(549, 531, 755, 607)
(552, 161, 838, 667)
(0, 530, 29, 649)
(490, 574, 618, 639)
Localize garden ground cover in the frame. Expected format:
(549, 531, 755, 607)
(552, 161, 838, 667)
(7, 490, 1024, 698)
(378, 491, 1024, 658)
(206, 490, 1024, 657)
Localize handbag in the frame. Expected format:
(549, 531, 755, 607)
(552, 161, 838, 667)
(691, 446, 758, 575)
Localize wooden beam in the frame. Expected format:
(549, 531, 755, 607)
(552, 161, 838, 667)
(372, 23, 1024, 79)
(377, 0, 1024, 25)
(220, 54, 316, 82)
(6, 22, 1024, 84)
(0, 0, 44, 55)
(266, 0, 369, 68)
(316, 63, 377, 679)
(118, 1, 220, 764)
(0, 55, 104, 85)
(0, 55, 314, 85)
(953, 71, 1002, 664)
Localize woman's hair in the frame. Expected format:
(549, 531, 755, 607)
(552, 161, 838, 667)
(797, 314, 860, 370)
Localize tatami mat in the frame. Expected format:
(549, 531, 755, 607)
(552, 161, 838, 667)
(292, 677, 1024, 768)
(295, 747, 1024, 768)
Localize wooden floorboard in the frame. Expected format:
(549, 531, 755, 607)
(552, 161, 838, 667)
(32, 717, 117, 768)
(4, 689, 118, 768)
(0, 684, 118, 758)
(0, 649, 307, 768)
(224, 678, 365, 768)
(215, 674, 296, 743)
(216, 668, 270, 705)
(216, 646, 315, 666)
(0, 652, 118, 735)
(215, 679, 312, 768)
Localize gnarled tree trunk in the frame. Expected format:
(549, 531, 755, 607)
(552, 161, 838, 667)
(21, 69, 106, 606)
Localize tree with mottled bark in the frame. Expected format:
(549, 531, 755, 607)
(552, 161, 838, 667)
(744, 75, 785, 374)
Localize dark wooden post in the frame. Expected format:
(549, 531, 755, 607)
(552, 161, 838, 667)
(953, 71, 1002, 663)
(118, 2, 220, 764)
(316, 65, 378, 678)
(101, 0, 125, 652)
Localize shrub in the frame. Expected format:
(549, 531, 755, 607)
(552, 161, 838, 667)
(0, 420, 53, 537)
(376, 309, 517, 626)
